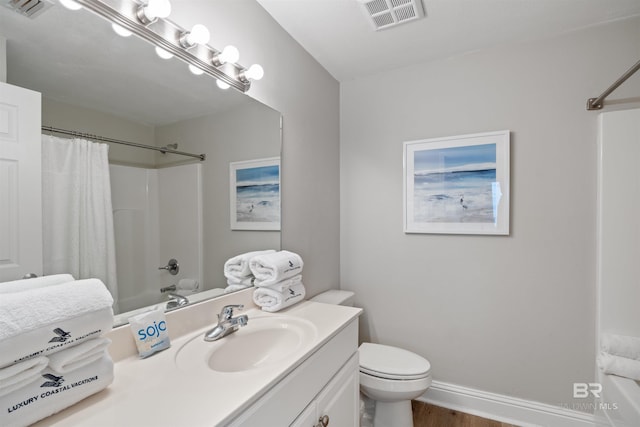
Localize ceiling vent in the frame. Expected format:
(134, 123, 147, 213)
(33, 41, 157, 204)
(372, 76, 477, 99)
(2, 0, 53, 18)
(358, 0, 425, 31)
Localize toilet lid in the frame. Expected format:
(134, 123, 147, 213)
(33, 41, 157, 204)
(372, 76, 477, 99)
(359, 343, 431, 380)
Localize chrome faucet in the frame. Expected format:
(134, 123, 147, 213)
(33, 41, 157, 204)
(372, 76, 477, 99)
(204, 304, 248, 342)
(166, 292, 189, 309)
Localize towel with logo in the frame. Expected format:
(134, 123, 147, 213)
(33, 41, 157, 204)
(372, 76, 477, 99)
(249, 250, 304, 287)
(0, 357, 49, 398)
(0, 279, 114, 368)
(253, 277, 306, 312)
(0, 352, 114, 427)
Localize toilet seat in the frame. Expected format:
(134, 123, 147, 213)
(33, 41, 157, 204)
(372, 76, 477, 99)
(359, 343, 431, 380)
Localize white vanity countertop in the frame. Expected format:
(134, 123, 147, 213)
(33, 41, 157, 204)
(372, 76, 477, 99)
(32, 298, 362, 427)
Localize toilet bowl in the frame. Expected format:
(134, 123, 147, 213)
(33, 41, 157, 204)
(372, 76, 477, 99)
(310, 290, 432, 427)
(359, 342, 431, 427)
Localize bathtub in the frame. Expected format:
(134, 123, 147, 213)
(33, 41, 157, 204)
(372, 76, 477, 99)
(596, 372, 640, 427)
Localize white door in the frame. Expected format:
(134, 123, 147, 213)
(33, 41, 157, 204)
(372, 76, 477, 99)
(0, 81, 42, 281)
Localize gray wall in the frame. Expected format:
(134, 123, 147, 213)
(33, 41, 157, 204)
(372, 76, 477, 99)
(170, 0, 341, 297)
(340, 17, 640, 408)
(0, 36, 5, 83)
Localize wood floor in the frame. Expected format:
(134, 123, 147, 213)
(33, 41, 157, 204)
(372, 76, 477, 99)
(412, 401, 518, 427)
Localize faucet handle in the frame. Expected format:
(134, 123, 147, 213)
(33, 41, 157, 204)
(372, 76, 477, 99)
(219, 304, 244, 320)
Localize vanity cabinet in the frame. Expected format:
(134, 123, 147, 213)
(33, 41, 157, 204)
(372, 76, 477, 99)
(291, 354, 359, 427)
(227, 319, 359, 427)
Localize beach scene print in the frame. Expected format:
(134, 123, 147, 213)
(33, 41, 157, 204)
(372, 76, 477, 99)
(413, 143, 500, 223)
(235, 164, 280, 223)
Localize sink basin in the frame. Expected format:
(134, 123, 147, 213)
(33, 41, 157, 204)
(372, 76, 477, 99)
(175, 313, 318, 374)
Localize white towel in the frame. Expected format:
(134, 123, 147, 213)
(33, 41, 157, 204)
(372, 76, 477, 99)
(227, 276, 254, 287)
(250, 250, 304, 287)
(47, 338, 111, 374)
(224, 250, 276, 279)
(0, 352, 114, 427)
(597, 352, 640, 381)
(0, 274, 75, 294)
(255, 274, 302, 290)
(253, 281, 306, 313)
(0, 357, 49, 398)
(601, 333, 640, 361)
(0, 279, 114, 368)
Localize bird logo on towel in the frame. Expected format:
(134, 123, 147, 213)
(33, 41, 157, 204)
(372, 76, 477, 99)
(48, 328, 71, 343)
(288, 260, 294, 267)
(41, 374, 64, 388)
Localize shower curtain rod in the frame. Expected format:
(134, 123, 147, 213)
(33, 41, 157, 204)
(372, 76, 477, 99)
(41, 125, 206, 161)
(587, 58, 640, 110)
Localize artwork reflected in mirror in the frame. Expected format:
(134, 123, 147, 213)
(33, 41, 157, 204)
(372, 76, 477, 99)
(0, 3, 281, 326)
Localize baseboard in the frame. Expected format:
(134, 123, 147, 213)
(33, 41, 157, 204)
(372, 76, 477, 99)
(417, 380, 596, 427)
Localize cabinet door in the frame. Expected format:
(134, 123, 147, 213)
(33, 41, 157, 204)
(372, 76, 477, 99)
(0, 82, 42, 282)
(315, 354, 359, 427)
(290, 401, 317, 427)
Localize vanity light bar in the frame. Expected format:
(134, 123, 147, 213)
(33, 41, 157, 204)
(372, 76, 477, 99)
(72, 0, 251, 92)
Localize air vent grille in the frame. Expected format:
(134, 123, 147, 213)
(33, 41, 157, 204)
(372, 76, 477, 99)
(358, 0, 425, 31)
(2, 0, 53, 18)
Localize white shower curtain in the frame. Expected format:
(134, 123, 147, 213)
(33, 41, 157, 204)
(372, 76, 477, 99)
(41, 135, 118, 309)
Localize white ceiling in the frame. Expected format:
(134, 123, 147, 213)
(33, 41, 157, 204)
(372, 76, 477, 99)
(257, 0, 640, 82)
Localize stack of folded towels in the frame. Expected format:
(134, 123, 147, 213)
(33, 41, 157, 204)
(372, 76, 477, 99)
(250, 250, 306, 312)
(223, 249, 276, 293)
(597, 333, 640, 381)
(0, 274, 115, 427)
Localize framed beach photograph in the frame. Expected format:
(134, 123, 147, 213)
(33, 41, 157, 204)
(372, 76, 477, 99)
(230, 157, 281, 231)
(403, 131, 510, 235)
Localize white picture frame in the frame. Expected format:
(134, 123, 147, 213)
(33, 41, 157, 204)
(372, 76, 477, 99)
(403, 130, 510, 235)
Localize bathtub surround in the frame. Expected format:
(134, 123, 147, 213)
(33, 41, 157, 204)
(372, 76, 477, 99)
(341, 15, 640, 424)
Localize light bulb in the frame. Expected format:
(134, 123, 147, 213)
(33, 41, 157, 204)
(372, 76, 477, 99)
(245, 64, 264, 81)
(146, 0, 171, 19)
(188, 24, 210, 45)
(218, 45, 239, 64)
(216, 80, 230, 90)
(112, 23, 132, 37)
(188, 65, 204, 75)
(180, 24, 210, 49)
(155, 47, 173, 60)
(59, 0, 82, 10)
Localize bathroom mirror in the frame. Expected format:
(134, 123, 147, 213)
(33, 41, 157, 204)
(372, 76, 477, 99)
(0, 3, 281, 325)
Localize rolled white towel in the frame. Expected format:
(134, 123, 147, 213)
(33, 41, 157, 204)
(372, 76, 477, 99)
(47, 338, 111, 374)
(250, 250, 303, 287)
(0, 274, 75, 294)
(0, 357, 49, 397)
(253, 281, 306, 313)
(255, 274, 302, 291)
(0, 279, 114, 368)
(0, 352, 114, 427)
(601, 333, 640, 361)
(224, 250, 276, 280)
(226, 276, 254, 287)
(597, 352, 640, 381)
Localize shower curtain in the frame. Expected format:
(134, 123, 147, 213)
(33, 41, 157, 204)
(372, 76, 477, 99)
(41, 134, 118, 309)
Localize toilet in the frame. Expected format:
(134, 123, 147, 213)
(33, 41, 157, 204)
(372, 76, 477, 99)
(310, 290, 432, 427)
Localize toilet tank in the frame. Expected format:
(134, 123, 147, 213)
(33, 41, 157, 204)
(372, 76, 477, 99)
(310, 290, 355, 306)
